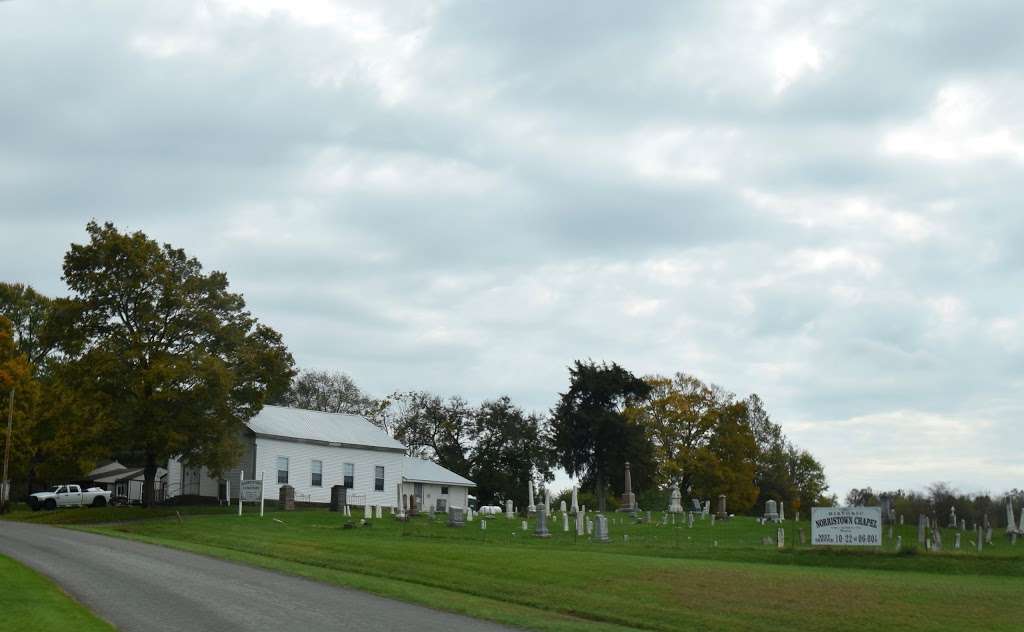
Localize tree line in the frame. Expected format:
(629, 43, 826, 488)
(1, 222, 829, 513)
(846, 483, 1024, 529)
(275, 361, 831, 514)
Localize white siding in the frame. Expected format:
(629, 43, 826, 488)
(402, 481, 470, 512)
(255, 437, 404, 506)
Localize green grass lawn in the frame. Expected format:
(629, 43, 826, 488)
(0, 554, 115, 632)
(56, 507, 1024, 632)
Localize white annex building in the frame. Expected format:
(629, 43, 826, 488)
(165, 405, 475, 511)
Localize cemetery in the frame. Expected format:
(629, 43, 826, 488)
(20, 491, 1015, 632)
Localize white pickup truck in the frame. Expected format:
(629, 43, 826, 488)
(28, 484, 112, 511)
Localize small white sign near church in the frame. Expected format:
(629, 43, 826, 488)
(240, 479, 262, 503)
(811, 506, 882, 546)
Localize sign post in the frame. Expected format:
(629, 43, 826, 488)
(811, 506, 882, 547)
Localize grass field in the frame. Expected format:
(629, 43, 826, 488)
(0, 554, 115, 632)
(41, 506, 1023, 632)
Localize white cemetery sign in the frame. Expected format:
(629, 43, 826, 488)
(240, 480, 262, 503)
(811, 506, 882, 546)
(237, 471, 265, 517)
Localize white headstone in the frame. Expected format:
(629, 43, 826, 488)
(668, 485, 683, 513)
(779, 502, 785, 521)
(562, 512, 569, 532)
(560, 500, 567, 514)
(527, 481, 535, 514)
(481, 519, 487, 530)
(571, 486, 579, 514)
(506, 499, 514, 519)
(777, 527, 785, 549)
(364, 503, 371, 519)
(576, 511, 584, 535)
(521, 519, 528, 530)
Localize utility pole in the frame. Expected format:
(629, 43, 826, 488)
(1, 388, 13, 513)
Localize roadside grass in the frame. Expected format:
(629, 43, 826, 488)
(0, 554, 115, 632)
(74, 508, 1024, 632)
(1, 502, 232, 525)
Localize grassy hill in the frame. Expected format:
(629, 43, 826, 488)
(44, 506, 1024, 632)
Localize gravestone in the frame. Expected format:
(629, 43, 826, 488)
(593, 515, 610, 543)
(710, 515, 716, 527)
(917, 515, 927, 547)
(949, 506, 958, 529)
(521, 519, 528, 530)
(527, 481, 535, 515)
(896, 535, 902, 549)
(691, 498, 702, 513)
(1006, 501, 1019, 535)
(586, 518, 593, 535)
(931, 525, 942, 551)
(576, 512, 584, 535)
(618, 462, 638, 512)
(506, 499, 514, 519)
(279, 485, 295, 511)
(765, 500, 779, 522)
(562, 512, 569, 532)
(571, 486, 579, 514)
(560, 500, 567, 514)
(330, 485, 347, 512)
(646, 511, 652, 524)
(447, 506, 465, 527)
(960, 518, 966, 531)
(668, 485, 683, 513)
(687, 512, 694, 528)
(955, 533, 961, 549)
(534, 509, 551, 538)
(481, 519, 487, 530)
(779, 502, 785, 521)
(777, 528, 785, 549)
(704, 500, 711, 516)
(716, 495, 728, 520)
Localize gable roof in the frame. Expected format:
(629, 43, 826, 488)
(247, 405, 406, 453)
(402, 456, 475, 487)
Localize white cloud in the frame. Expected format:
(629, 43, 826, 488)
(883, 82, 1024, 163)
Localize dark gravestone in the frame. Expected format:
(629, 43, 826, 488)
(330, 485, 347, 512)
(279, 485, 295, 511)
(448, 506, 465, 527)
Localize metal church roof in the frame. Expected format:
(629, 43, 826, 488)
(246, 405, 406, 452)
(402, 456, 475, 487)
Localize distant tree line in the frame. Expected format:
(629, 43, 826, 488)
(846, 483, 1023, 529)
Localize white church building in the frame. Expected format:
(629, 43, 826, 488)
(166, 405, 474, 511)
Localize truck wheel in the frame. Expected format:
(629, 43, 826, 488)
(92, 496, 107, 507)
(44, 499, 56, 510)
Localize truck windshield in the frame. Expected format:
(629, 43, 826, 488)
(50, 486, 62, 493)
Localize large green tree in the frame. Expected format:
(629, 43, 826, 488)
(468, 396, 554, 508)
(61, 222, 295, 506)
(550, 360, 651, 512)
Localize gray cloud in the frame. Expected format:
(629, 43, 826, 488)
(1, 0, 1022, 497)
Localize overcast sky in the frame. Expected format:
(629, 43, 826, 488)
(2, 1, 1022, 499)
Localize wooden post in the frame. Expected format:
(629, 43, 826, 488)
(1, 388, 14, 512)
(259, 472, 265, 517)
(238, 470, 244, 516)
